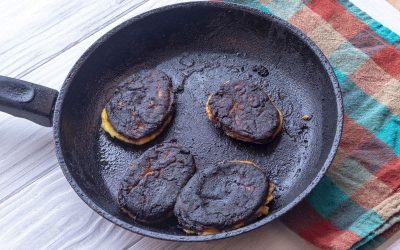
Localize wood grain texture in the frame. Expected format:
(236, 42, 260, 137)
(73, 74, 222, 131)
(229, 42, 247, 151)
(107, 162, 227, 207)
(0, 0, 149, 78)
(0, 0, 399, 249)
(0, 168, 142, 249)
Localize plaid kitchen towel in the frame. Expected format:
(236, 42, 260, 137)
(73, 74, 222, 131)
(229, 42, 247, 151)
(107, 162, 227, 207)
(216, 0, 400, 249)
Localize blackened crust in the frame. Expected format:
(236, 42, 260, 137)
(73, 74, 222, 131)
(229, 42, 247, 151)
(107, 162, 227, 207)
(105, 69, 173, 140)
(207, 81, 282, 144)
(118, 143, 195, 223)
(174, 161, 268, 232)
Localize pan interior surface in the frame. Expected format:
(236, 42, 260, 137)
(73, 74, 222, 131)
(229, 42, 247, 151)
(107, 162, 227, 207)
(57, 3, 341, 241)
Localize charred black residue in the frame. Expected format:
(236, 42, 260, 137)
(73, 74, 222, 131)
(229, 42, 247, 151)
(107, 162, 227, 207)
(174, 54, 221, 94)
(98, 52, 317, 228)
(118, 143, 195, 223)
(105, 69, 173, 140)
(207, 81, 282, 144)
(174, 161, 268, 232)
(252, 65, 269, 77)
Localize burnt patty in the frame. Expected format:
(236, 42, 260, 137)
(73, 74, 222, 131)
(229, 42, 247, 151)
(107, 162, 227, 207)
(102, 69, 173, 145)
(206, 81, 283, 144)
(174, 161, 269, 234)
(118, 143, 196, 223)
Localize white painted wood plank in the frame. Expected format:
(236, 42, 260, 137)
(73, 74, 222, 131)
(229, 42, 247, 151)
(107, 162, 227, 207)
(0, 168, 142, 249)
(0, 123, 56, 203)
(0, 0, 149, 78)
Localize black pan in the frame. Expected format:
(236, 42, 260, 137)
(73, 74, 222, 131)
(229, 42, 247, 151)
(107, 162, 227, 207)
(0, 2, 343, 241)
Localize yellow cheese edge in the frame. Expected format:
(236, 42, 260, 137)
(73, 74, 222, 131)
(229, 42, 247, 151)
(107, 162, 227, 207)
(101, 108, 171, 145)
(256, 182, 275, 216)
(205, 94, 213, 121)
(271, 106, 283, 139)
(227, 160, 259, 168)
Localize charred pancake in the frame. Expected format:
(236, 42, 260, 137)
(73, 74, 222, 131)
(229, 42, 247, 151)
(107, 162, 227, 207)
(102, 69, 173, 145)
(118, 143, 196, 223)
(206, 81, 283, 144)
(174, 160, 273, 235)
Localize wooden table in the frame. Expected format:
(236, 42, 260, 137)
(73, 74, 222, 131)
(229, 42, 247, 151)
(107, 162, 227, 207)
(1, 0, 399, 249)
(388, 0, 400, 11)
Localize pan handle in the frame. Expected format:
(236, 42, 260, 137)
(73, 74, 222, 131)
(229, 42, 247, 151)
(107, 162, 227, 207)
(0, 76, 58, 127)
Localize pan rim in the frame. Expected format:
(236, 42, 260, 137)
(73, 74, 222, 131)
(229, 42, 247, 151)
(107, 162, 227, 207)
(53, 1, 343, 242)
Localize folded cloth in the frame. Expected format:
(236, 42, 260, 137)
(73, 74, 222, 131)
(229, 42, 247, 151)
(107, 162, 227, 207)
(218, 0, 400, 249)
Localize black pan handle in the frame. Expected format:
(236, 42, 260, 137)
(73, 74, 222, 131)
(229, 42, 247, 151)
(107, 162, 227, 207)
(0, 76, 58, 127)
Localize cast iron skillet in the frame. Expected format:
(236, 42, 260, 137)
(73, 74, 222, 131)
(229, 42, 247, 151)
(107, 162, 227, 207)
(0, 2, 343, 241)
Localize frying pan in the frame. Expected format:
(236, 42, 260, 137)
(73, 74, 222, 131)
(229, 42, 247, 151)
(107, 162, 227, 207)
(0, 2, 343, 241)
